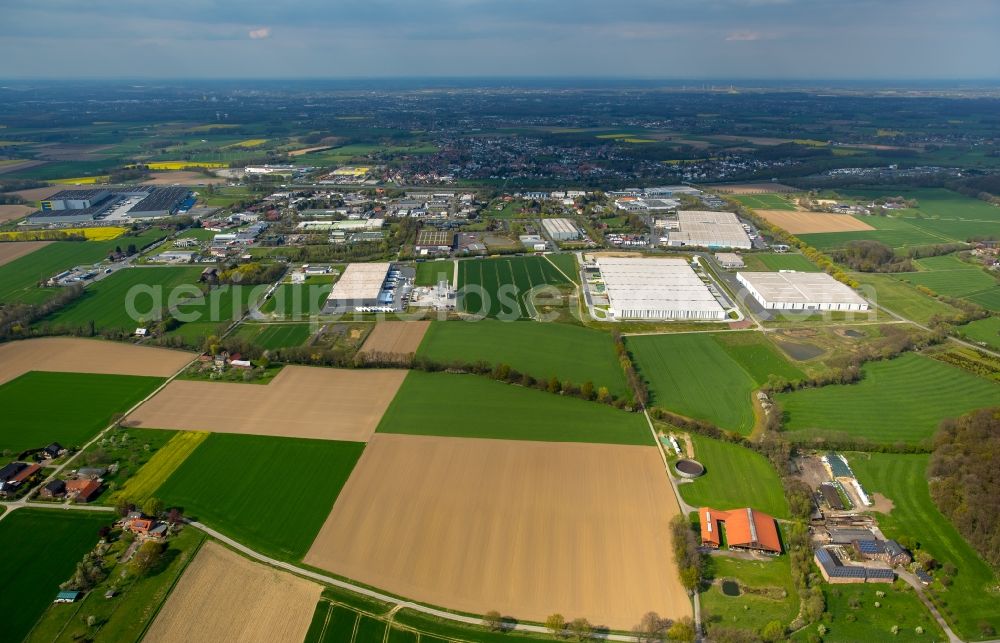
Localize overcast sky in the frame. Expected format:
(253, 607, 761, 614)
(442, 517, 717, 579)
(1, 0, 998, 80)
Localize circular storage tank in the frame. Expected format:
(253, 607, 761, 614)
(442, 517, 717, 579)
(674, 458, 705, 479)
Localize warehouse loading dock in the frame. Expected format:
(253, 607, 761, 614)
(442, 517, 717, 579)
(737, 271, 870, 311)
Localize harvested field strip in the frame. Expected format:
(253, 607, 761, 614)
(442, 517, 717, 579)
(128, 365, 407, 442)
(0, 241, 50, 266)
(113, 431, 208, 504)
(678, 434, 790, 518)
(145, 541, 321, 643)
(417, 319, 628, 396)
(0, 509, 110, 643)
(377, 370, 651, 445)
(305, 433, 689, 629)
(755, 210, 873, 234)
(156, 434, 365, 559)
(777, 353, 1000, 445)
(358, 321, 430, 360)
(0, 337, 193, 386)
(0, 371, 165, 453)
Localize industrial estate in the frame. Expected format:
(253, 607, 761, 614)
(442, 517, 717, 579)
(1, 78, 999, 643)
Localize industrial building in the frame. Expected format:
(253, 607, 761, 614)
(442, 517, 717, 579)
(700, 507, 782, 554)
(737, 271, 870, 311)
(714, 252, 745, 269)
(414, 229, 454, 255)
(28, 186, 192, 224)
(596, 257, 726, 320)
(541, 217, 581, 241)
(666, 211, 752, 249)
(324, 262, 396, 312)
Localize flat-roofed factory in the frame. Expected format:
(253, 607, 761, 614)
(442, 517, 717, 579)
(596, 257, 727, 321)
(737, 271, 869, 311)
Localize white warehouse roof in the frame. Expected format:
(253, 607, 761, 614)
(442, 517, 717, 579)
(327, 262, 391, 303)
(597, 257, 726, 320)
(737, 271, 869, 311)
(668, 211, 752, 249)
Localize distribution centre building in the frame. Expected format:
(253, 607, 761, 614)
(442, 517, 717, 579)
(596, 257, 726, 320)
(737, 271, 870, 311)
(667, 211, 752, 249)
(324, 262, 393, 310)
(541, 218, 581, 241)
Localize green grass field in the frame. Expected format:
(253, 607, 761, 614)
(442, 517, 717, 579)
(546, 253, 580, 283)
(417, 320, 628, 396)
(777, 353, 1000, 445)
(377, 370, 651, 445)
(679, 434, 789, 518)
(851, 453, 1000, 640)
(894, 258, 1000, 312)
(792, 582, 945, 643)
(702, 555, 799, 636)
(0, 231, 166, 304)
(414, 260, 454, 286)
(853, 273, 960, 324)
(841, 188, 1000, 241)
(232, 322, 314, 349)
(260, 283, 332, 317)
(25, 526, 206, 643)
(457, 255, 573, 320)
(629, 332, 803, 433)
(155, 433, 364, 560)
(0, 371, 164, 452)
(112, 430, 208, 504)
(799, 216, 949, 251)
(42, 266, 204, 332)
(957, 316, 1000, 350)
(733, 194, 797, 211)
(0, 509, 111, 643)
(742, 253, 819, 272)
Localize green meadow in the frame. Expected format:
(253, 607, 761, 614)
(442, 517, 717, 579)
(679, 434, 789, 518)
(232, 322, 314, 349)
(629, 332, 803, 434)
(414, 260, 455, 286)
(0, 509, 110, 643)
(778, 353, 1000, 445)
(417, 319, 628, 397)
(376, 370, 651, 445)
(457, 255, 573, 320)
(155, 433, 364, 560)
(851, 453, 1000, 640)
(0, 371, 164, 452)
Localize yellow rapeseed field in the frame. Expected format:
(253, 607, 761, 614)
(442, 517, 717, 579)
(0, 226, 127, 241)
(145, 161, 228, 170)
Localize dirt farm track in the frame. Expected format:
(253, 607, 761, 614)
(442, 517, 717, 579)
(0, 337, 194, 386)
(305, 433, 690, 629)
(126, 365, 407, 441)
(145, 542, 321, 643)
(755, 209, 875, 234)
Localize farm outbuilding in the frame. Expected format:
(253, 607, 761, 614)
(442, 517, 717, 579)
(596, 257, 726, 321)
(699, 507, 782, 554)
(737, 271, 870, 311)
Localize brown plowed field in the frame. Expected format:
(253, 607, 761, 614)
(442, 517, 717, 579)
(305, 433, 689, 629)
(0, 205, 34, 223)
(8, 186, 63, 202)
(145, 541, 321, 643)
(358, 321, 430, 360)
(756, 209, 875, 234)
(0, 337, 194, 386)
(142, 171, 227, 186)
(127, 365, 406, 441)
(706, 182, 797, 194)
(0, 240, 50, 265)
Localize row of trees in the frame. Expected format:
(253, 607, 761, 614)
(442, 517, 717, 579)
(0, 283, 84, 341)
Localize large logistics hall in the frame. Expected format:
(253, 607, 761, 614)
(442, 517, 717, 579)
(596, 257, 726, 320)
(666, 211, 752, 249)
(737, 271, 870, 311)
(325, 262, 394, 311)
